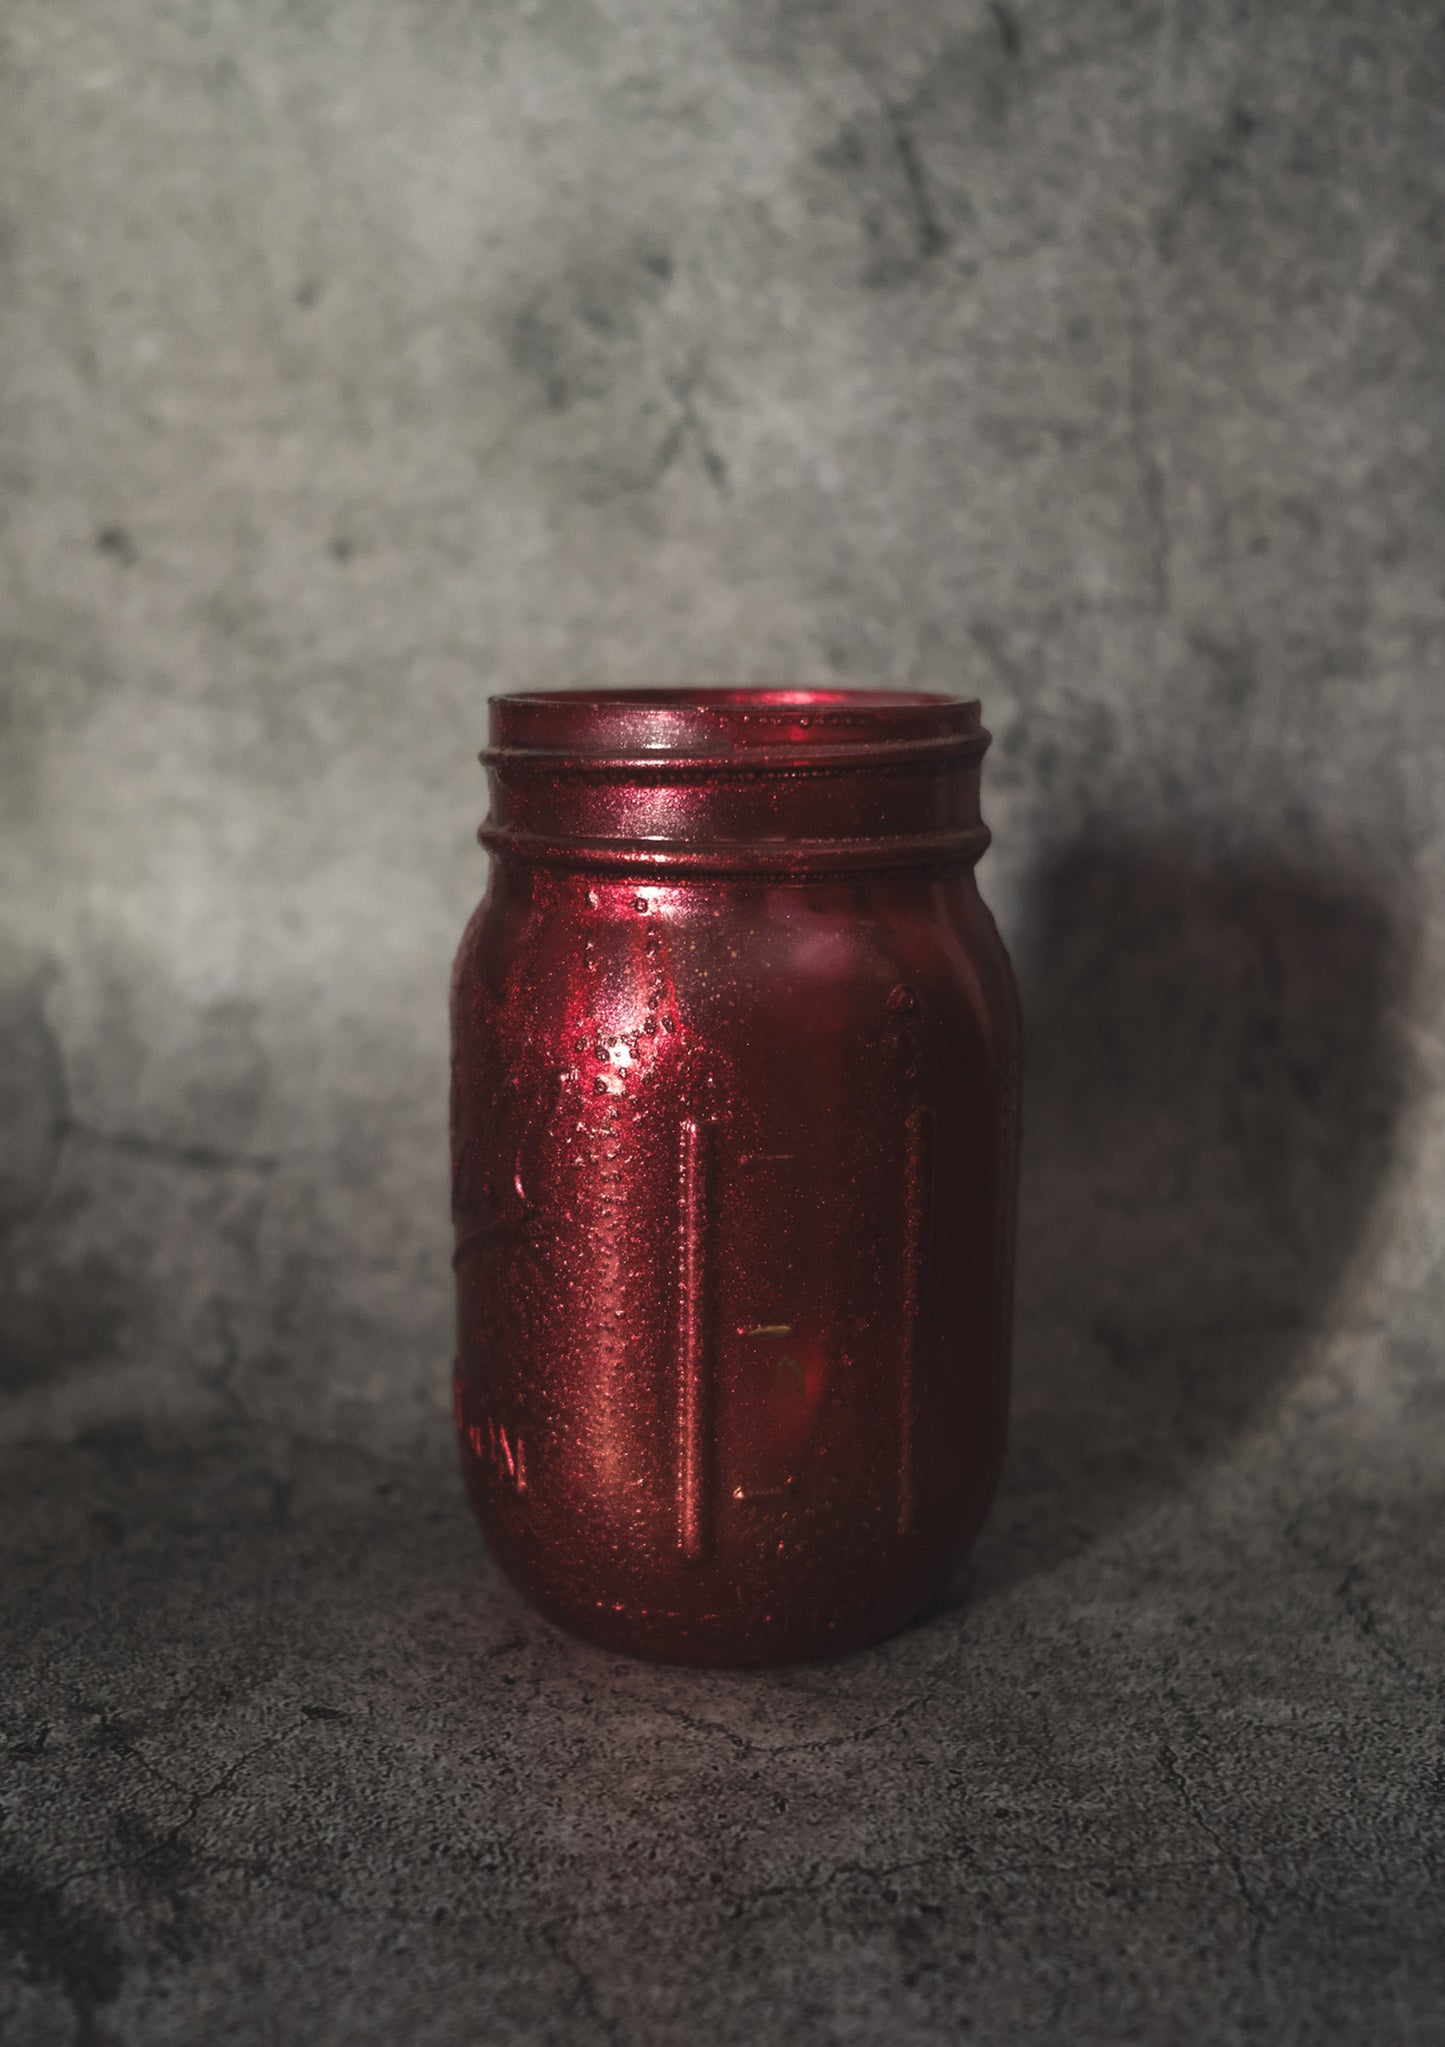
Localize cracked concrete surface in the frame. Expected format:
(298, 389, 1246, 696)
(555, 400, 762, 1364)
(3, 0, 1445, 2040)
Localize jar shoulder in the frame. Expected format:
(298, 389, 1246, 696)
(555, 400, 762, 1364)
(454, 869, 1017, 1075)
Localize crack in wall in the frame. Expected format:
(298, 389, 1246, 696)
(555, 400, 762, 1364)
(883, 101, 950, 265)
(1126, 284, 1173, 619)
(59, 1120, 278, 1176)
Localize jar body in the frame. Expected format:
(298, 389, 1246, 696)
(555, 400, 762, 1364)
(451, 705, 1020, 1665)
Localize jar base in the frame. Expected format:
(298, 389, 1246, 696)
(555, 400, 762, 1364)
(477, 1535, 967, 1670)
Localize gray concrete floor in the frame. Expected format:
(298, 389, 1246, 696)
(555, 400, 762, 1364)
(3, 3, 1444, 2041)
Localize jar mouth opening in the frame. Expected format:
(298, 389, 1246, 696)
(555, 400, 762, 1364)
(489, 687, 982, 760)
(499, 687, 955, 709)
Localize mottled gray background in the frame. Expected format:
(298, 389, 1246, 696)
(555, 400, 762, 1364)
(3, 2, 1444, 2042)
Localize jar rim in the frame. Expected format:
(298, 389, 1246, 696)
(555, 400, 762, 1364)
(488, 687, 982, 762)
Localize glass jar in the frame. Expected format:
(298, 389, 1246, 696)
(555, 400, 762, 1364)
(451, 689, 1020, 1665)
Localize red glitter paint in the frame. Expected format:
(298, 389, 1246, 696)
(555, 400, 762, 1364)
(451, 689, 1021, 1666)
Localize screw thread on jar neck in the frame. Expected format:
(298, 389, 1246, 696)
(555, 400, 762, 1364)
(481, 688, 992, 878)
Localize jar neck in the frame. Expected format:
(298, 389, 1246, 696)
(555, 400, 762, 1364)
(479, 690, 991, 878)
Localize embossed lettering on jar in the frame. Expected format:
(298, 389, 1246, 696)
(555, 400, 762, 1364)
(451, 689, 1020, 1666)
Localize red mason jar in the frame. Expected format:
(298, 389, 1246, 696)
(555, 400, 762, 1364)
(451, 689, 1020, 1666)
